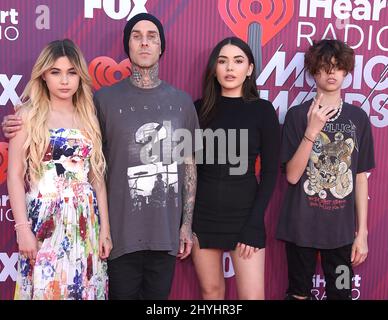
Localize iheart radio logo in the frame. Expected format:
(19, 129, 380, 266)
(218, 0, 294, 45)
(0, 142, 8, 185)
(88, 57, 132, 90)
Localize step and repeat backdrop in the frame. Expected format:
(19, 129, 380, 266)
(0, 0, 387, 300)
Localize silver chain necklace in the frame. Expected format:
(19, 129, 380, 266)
(327, 99, 343, 122)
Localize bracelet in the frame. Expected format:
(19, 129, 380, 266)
(303, 135, 315, 143)
(14, 220, 32, 231)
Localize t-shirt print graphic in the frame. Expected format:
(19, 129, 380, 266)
(128, 121, 179, 213)
(127, 161, 179, 213)
(304, 131, 355, 211)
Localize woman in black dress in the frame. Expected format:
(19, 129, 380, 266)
(192, 37, 280, 299)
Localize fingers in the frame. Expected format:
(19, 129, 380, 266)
(307, 93, 341, 136)
(239, 243, 246, 257)
(351, 251, 362, 267)
(242, 245, 250, 259)
(101, 245, 110, 259)
(316, 104, 335, 117)
(178, 240, 193, 259)
(4, 124, 22, 132)
(308, 105, 337, 128)
(4, 132, 17, 139)
(27, 255, 35, 267)
(309, 93, 323, 114)
(315, 93, 324, 107)
(2, 116, 22, 139)
(177, 239, 185, 258)
(246, 247, 254, 259)
(182, 243, 193, 259)
(99, 239, 112, 259)
(26, 250, 35, 261)
(352, 250, 367, 267)
(2, 118, 22, 128)
(5, 118, 22, 126)
(242, 245, 250, 258)
(358, 253, 367, 266)
(3, 125, 21, 139)
(351, 246, 356, 264)
(307, 101, 314, 117)
(4, 115, 22, 122)
(351, 244, 368, 267)
(238, 244, 257, 259)
(20, 249, 37, 266)
(99, 241, 105, 259)
(178, 239, 185, 255)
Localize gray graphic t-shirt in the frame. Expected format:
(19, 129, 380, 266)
(276, 100, 375, 249)
(94, 79, 199, 259)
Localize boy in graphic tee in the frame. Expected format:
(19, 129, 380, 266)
(276, 39, 375, 300)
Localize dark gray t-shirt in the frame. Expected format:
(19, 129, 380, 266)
(94, 79, 199, 259)
(276, 100, 375, 249)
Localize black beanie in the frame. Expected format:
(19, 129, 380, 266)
(123, 13, 165, 59)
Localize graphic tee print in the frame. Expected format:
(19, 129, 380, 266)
(127, 161, 178, 213)
(304, 130, 355, 209)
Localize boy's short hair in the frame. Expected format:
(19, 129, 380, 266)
(304, 39, 355, 75)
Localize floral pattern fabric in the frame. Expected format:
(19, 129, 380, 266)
(14, 128, 108, 300)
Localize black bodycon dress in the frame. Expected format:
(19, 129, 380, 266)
(193, 96, 280, 250)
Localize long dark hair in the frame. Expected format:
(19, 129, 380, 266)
(199, 37, 259, 127)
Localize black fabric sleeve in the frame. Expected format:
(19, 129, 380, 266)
(93, 93, 107, 156)
(280, 107, 301, 171)
(186, 97, 202, 155)
(194, 99, 203, 114)
(238, 101, 281, 248)
(357, 110, 375, 173)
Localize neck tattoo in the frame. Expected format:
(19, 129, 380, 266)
(130, 64, 161, 89)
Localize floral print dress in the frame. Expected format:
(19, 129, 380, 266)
(14, 128, 108, 300)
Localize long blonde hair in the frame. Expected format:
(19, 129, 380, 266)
(17, 39, 106, 185)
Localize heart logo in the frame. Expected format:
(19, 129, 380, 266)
(88, 57, 132, 90)
(0, 142, 8, 185)
(218, 0, 294, 45)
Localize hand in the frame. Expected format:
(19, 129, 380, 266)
(351, 232, 368, 267)
(305, 93, 339, 140)
(2, 114, 22, 139)
(16, 228, 38, 266)
(237, 242, 259, 259)
(99, 231, 113, 259)
(177, 224, 193, 260)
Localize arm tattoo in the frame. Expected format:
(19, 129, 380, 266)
(182, 157, 197, 226)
